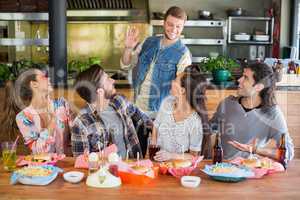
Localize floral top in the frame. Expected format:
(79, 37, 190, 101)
(16, 98, 72, 154)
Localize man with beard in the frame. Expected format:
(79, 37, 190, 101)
(210, 62, 294, 161)
(120, 6, 191, 114)
(71, 65, 152, 158)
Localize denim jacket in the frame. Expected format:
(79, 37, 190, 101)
(132, 36, 189, 112)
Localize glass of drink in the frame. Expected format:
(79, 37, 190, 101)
(148, 144, 160, 161)
(88, 152, 99, 175)
(1, 141, 17, 172)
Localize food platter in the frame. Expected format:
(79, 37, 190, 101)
(10, 165, 63, 185)
(202, 163, 254, 182)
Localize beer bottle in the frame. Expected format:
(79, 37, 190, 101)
(277, 134, 287, 169)
(213, 132, 223, 164)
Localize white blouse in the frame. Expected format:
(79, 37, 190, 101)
(153, 96, 203, 153)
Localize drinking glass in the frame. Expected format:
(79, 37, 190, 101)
(1, 141, 17, 172)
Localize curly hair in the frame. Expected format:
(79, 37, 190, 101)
(245, 62, 277, 110)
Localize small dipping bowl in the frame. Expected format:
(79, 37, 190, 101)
(63, 171, 84, 184)
(181, 176, 201, 188)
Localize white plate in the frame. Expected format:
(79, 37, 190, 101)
(63, 171, 84, 184)
(253, 35, 269, 41)
(233, 34, 250, 41)
(181, 176, 201, 188)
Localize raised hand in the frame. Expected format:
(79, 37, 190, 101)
(125, 26, 139, 49)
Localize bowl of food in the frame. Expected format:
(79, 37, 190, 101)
(160, 156, 203, 178)
(10, 165, 63, 185)
(202, 162, 254, 182)
(63, 171, 85, 184)
(241, 158, 262, 168)
(118, 165, 158, 185)
(17, 153, 65, 166)
(160, 159, 192, 174)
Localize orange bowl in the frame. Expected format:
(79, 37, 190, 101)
(118, 167, 159, 185)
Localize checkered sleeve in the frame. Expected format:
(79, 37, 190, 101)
(71, 117, 89, 157)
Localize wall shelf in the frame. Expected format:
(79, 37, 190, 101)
(150, 20, 225, 27)
(0, 12, 48, 21)
(228, 16, 274, 44)
(182, 38, 225, 45)
(0, 38, 48, 46)
(150, 19, 227, 62)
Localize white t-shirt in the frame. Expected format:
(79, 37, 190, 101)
(153, 96, 203, 153)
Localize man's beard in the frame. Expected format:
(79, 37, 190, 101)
(104, 89, 115, 99)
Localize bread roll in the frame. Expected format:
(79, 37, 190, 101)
(242, 158, 261, 168)
(172, 160, 192, 168)
(132, 165, 150, 174)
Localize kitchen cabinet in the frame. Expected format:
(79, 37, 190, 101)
(150, 19, 227, 63)
(227, 16, 274, 60)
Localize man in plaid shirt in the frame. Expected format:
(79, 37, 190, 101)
(71, 64, 152, 158)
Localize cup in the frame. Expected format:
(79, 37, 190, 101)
(148, 144, 160, 161)
(88, 152, 99, 175)
(1, 141, 17, 172)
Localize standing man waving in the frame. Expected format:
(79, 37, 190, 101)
(121, 6, 191, 114)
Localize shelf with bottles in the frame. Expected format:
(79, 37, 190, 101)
(228, 16, 274, 45)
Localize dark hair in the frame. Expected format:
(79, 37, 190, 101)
(164, 6, 187, 21)
(182, 64, 211, 157)
(74, 64, 104, 103)
(0, 69, 40, 155)
(245, 62, 276, 110)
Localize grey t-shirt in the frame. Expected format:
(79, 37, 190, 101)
(210, 96, 294, 160)
(99, 105, 127, 158)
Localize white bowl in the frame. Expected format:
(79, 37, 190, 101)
(233, 34, 250, 41)
(253, 35, 269, 41)
(63, 171, 84, 184)
(181, 176, 201, 188)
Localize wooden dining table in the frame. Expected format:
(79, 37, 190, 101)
(0, 157, 300, 200)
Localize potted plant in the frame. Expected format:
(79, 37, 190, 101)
(67, 57, 101, 79)
(0, 63, 11, 86)
(200, 56, 239, 83)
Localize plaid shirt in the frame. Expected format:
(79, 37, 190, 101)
(71, 94, 152, 157)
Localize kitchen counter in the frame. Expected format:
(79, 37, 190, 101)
(115, 76, 300, 91)
(276, 74, 300, 91)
